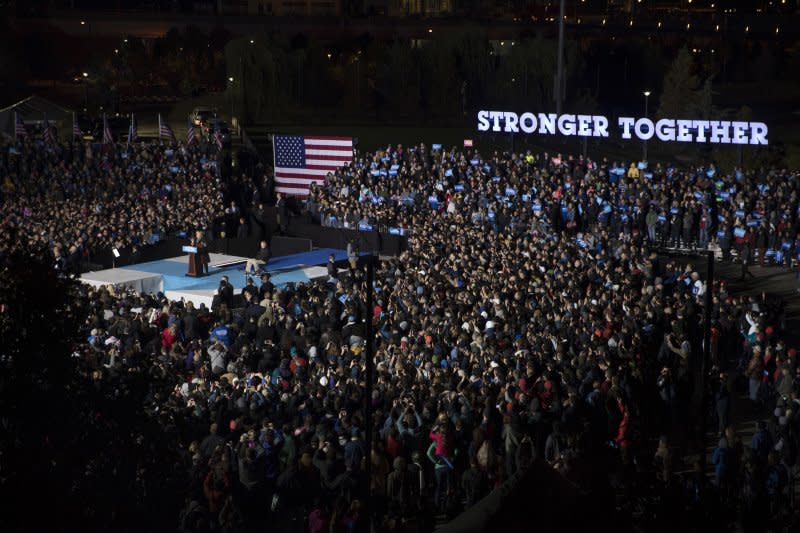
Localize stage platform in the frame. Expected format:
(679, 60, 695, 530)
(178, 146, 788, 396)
(80, 249, 347, 308)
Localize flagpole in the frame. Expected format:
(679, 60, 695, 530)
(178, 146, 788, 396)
(158, 113, 162, 141)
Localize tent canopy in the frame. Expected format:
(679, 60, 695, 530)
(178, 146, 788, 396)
(0, 95, 75, 139)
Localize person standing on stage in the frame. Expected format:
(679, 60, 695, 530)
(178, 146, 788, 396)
(276, 193, 288, 235)
(196, 230, 210, 276)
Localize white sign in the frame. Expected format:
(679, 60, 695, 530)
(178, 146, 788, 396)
(476, 110, 768, 145)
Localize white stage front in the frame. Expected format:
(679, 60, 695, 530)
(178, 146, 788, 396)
(81, 267, 164, 294)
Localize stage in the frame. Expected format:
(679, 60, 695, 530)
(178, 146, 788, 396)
(80, 249, 347, 307)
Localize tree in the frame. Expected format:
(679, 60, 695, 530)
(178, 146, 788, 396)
(0, 252, 182, 531)
(656, 47, 703, 119)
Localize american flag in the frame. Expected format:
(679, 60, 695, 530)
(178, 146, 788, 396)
(42, 115, 56, 144)
(102, 114, 113, 145)
(213, 123, 223, 151)
(187, 117, 196, 145)
(273, 134, 353, 195)
(15, 112, 28, 140)
(127, 113, 137, 144)
(158, 113, 176, 143)
(72, 112, 83, 139)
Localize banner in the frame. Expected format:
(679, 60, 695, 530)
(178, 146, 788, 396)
(477, 111, 768, 145)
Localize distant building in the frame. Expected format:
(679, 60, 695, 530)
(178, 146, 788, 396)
(245, 0, 341, 15)
(387, 0, 452, 16)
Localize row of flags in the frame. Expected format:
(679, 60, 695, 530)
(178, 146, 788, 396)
(13, 112, 223, 150)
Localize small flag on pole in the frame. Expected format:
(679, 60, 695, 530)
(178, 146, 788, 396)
(72, 112, 83, 139)
(158, 113, 176, 143)
(127, 113, 137, 144)
(42, 114, 56, 144)
(102, 114, 113, 145)
(187, 116, 196, 145)
(213, 123, 223, 151)
(15, 112, 28, 140)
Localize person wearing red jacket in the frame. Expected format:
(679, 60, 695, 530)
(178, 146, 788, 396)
(615, 400, 630, 450)
(161, 322, 179, 350)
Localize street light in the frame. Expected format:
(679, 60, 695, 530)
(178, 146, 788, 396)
(81, 72, 90, 112)
(643, 91, 651, 162)
(228, 77, 235, 123)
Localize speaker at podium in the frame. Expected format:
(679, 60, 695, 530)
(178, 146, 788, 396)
(183, 245, 202, 277)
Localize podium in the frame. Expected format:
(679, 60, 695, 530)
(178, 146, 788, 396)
(183, 246, 201, 277)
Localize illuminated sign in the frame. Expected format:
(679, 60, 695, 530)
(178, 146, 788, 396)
(476, 111, 768, 145)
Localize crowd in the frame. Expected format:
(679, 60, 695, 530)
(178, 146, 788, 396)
(4, 138, 800, 532)
(313, 147, 800, 270)
(0, 137, 226, 272)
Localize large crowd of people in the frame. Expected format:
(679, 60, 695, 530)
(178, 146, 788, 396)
(3, 137, 800, 532)
(0, 137, 236, 271)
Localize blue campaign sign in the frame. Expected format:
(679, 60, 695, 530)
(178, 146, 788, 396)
(454, 184, 464, 192)
(445, 169, 453, 177)
(746, 219, 760, 227)
(658, 215, 667, 223)
(782, 241, 792, 251)
(735, 209, 745, 218)
(718, 215, 726, 222)
(381, 156, 390, 162)
(487, 211, 496, 220)
(521, 194, 529, 202)
(379, 169, 387, 176)
(470, 159, 480, 166)
(432, 144, 442, 150)
(670, 207, 679, 215)
(505, 187, 516, 196)
(637, 161, 648, 170)
(765, 249, 776, 257)
(733, 227, 746, 238)
(719, 191, 730, 199)
(644, 172, 653, 179)
(371, 170, 380, 177)
(775, 251, 784, 263)
(706, 168, 716, 178)
(388, 169, 398, 177)
(483, 164, 491, 173)
(492, 176, 501, 182)
(358, 223, 373, 232)
(532, 203, 542, 213)
(717, 230, 726, 239)
(693, 191, 704, 200)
